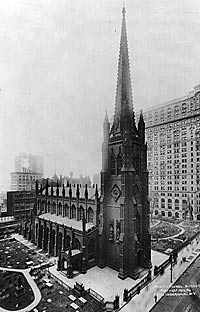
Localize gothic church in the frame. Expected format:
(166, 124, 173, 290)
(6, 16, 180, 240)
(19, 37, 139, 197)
(23, 7, 151, 280)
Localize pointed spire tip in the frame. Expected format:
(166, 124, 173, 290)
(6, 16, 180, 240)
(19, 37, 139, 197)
(122, 3, 126, 15)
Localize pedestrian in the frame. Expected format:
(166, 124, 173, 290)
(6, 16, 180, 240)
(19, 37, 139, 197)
(154, 294, 157, 303)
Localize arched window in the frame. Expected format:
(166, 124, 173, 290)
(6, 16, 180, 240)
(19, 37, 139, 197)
(182, 103, 187, 114)
(161, 211, 165, 216)
(154, 112, 158, 122)
(80, 206, 84, 220)
(52, 202, 56, 214)
(175, 212, 179, 219)
(64, 203, 69, 217)
(75, 238, 81, 250)
(110, 155, 116, 175)
(168, 199, 172, 209)
(117, 154, 123, 175)
(161, 198, 165, 209)
(167, 107, 171, 118)
(47, 201, 51, 213)
(58, 203, 62, 215)
(88, 207, 94, 223)
(154, 210, 159, 215)
(182, 200, 187, 211)
(160, 109, 165, 121)
(72, 205, 76, 219)
(175, 199, 179, 210)
(42, 201, 46, 212)
(168, 211, 172, 217)
(148, 113, 152, 122)
(175, 105, 179, 115)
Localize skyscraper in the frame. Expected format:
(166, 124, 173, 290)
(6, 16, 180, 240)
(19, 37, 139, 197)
(11, 153, 43, 191)
(141, 84, 200, 221)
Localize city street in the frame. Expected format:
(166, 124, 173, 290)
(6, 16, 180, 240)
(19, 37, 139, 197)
(120, 236, 200, 312)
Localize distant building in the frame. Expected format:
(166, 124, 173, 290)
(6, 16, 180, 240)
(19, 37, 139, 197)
(10, 172, 43, 191)
(0, 216, 19, 237)
(60, 172, 91, 188)
(15, 153, 44, 174)
(11, 153, 44, 191)
(140, 83, 200, 221)
(93, 174, 100, 187)
(7, 190, 36, 221)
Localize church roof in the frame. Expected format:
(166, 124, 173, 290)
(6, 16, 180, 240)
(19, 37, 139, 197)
(48, 186, 96, 199)
(39, 213, 94, 231)
(52, 173, 59, 181)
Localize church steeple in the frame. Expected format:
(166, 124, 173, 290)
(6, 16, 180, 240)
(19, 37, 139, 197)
(100, 6, 151, 279)
(112, 5, 136, 135)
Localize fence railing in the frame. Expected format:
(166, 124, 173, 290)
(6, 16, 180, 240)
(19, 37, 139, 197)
(117, 231, 200, 311)
(47, 271, 72, 292)
(87, 288, 104, 303)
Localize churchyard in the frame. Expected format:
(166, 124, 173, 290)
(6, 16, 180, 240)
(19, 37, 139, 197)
(0, 270, 34, 311)
(0, 237, 104, 312)
(150, 218, 200, 254)
(0, 238, 44, 269)
(33, 269, 103, 312)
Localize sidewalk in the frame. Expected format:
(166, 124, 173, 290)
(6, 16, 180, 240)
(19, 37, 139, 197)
(120, 237, 200, 312)
(12, 233, 200, 312)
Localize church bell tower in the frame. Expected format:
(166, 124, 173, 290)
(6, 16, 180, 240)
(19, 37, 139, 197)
(98, 6, 151, 280)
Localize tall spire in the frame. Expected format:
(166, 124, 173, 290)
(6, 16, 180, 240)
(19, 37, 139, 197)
(113, 5, 136, 135)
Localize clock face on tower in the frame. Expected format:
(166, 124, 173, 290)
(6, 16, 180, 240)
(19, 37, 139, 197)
(110, 184, 121, 202)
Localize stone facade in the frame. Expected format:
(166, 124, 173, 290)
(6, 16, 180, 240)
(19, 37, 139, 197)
(98, 7, 151, 280)
(141, 84, 200, 221)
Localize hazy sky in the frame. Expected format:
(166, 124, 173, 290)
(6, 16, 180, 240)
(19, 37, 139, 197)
(1, 0, 200, 190)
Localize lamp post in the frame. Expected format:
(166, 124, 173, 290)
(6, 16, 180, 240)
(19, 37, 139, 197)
(169, 254, 173, 283)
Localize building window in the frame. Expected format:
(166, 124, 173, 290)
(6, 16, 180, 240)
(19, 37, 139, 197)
(175, 105, 179, 115)
(75, 238, 81, 250)
(47, 201, 51, 213)
(110, 156, 115, 175)
(58, 203, 62, 215)
(175, 199, 179, 210)
(175, 212, 179, 219)
(52, 202, 56, 214)
(168, 199, 172, 209)
(167, 107, 172, 118)
(72, 205, 76, 219)
(64, 203, 69, 217)
(182, 199, 187, 211)
(88, 207, 94, 223)
(117, 154, 123, 175)
(80, 206, 84, 220)
(161, 198, 165, 209)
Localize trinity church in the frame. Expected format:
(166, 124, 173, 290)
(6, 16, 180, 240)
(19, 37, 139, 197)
(24, 7, 151, 280)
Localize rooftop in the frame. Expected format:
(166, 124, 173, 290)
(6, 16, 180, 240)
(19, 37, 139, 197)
(38, 213, 94, 231)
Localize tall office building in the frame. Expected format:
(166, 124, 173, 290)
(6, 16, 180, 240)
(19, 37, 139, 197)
(15, 153, 44, 174)
(11, 153, 44, 191)
(141, 84, 200, 221)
